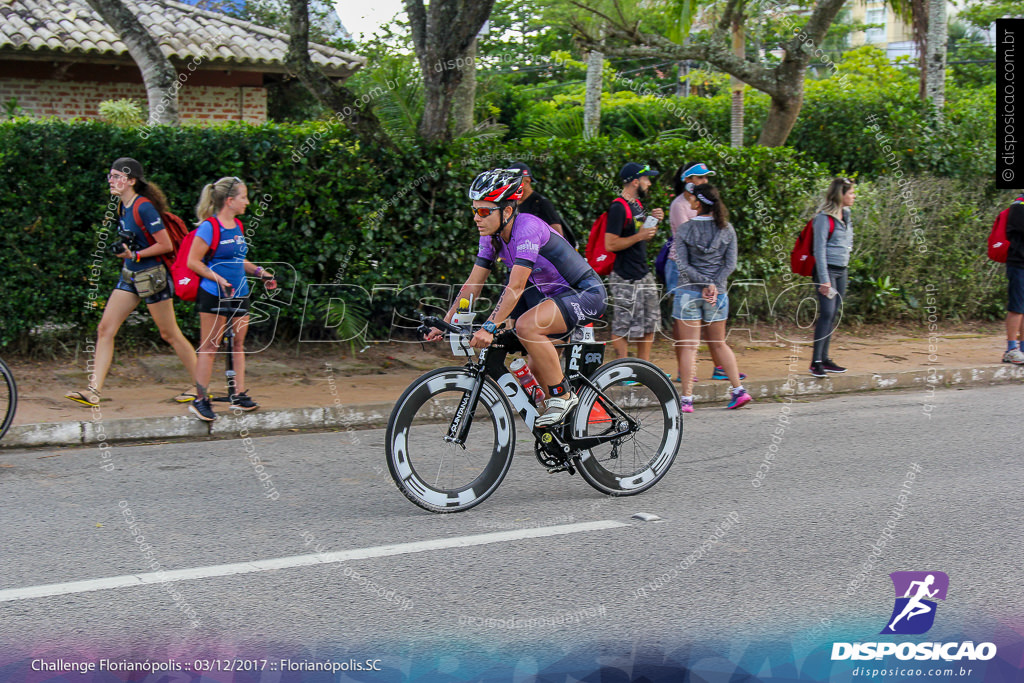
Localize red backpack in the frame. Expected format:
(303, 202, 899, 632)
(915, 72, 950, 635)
(129, 197, 190, 271)
(987, 197, 1024, 263)
(170, 217, 229, 301)
(790, 214, 835, 277)
(586, 197, 631, 276)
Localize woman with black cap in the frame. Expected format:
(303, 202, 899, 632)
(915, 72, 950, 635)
(64, 158, 196, 407)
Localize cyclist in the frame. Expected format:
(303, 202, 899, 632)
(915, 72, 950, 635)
(426, 168, 606, 427)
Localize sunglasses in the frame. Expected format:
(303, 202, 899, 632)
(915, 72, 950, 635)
(471, 206, 502, 218)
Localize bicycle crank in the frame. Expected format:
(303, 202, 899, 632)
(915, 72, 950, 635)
(534, 429, 576, 475)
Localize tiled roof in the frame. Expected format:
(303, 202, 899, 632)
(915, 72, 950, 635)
(0, 0, 364, 78)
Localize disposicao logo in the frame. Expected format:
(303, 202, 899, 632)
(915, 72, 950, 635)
(882, 570, 948, 635)
(832, 571, 997, 662)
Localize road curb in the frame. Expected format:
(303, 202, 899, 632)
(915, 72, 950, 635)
(3, 364, 1022, 449)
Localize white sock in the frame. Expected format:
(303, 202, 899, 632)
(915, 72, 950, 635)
(680, 395, 693, 402)
(732, 385, 745, 395)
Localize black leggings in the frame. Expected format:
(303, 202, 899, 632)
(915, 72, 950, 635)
(813, 266, 848, 363)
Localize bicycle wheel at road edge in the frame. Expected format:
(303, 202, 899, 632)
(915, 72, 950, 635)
(571, 358, 681, 496)
(385, 367, 515, 513)
(0, 358, 16, 442)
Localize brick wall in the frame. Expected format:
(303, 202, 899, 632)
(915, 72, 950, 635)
(0, 78, 267, 124)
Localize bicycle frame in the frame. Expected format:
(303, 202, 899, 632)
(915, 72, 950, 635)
(436, 323, 638, 452)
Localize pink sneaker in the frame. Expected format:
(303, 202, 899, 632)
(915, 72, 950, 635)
(726, 389, 751, 409)
(679, 397, 694, 413)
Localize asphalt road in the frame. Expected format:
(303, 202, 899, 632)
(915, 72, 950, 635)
(0, 384, 1020, 680)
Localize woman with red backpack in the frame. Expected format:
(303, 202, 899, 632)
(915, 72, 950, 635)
(65, 158, 197, 408)
(186, 177, 277, 422)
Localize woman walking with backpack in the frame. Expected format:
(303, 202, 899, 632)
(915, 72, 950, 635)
(186, 177, 277, 422)
(673, 184, 750, 412)
(65, 158, 196, 408)
(809, 177, 856, 377)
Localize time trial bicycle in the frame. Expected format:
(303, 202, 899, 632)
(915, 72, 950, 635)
(384, 315, 682, 513)
(0, 356, 17, 441)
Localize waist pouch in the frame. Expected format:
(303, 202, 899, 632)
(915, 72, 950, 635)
(124, 264, 169, 298)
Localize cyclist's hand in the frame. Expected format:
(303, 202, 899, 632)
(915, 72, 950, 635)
(424, 327, 444, 342)
(470, 329, 494, 349)
(651, 208, 665, 221)
(116, 246, 133, 260)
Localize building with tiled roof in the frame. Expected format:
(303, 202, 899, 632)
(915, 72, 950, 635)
(0, 0, 365, 123)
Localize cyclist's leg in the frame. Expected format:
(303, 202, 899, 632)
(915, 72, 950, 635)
(515, 299, 568, 390)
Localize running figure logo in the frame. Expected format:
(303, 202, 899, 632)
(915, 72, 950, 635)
(881, 571, 949, 635)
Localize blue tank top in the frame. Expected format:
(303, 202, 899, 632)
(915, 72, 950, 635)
(118, 198, 164, 273)
(196, 217, 249, 297)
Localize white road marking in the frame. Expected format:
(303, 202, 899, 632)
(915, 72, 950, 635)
(0, 520, 629, 603)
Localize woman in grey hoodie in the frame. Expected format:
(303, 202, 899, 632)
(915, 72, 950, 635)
(673, 184, 751, 412)
(810, 177, 856, 377)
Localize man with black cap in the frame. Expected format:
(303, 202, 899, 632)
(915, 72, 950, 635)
(508, 161, 577, 248)
(605, 162, 664, 361)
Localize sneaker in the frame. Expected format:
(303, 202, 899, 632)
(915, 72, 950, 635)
(1003, 348, 1024, 364)
(535, 391, 579, 427)
(809, 362, 827, 378)
(726, 389, 752, 409)
(821, 359, 847, 373)
(230, 390, 259, 412)
(711, 366, 747, 381)
(189, 397, 217, 422)
(679, 397, 694, 414)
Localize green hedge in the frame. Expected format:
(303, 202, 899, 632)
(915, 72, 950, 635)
(0, 119, 1012, 349)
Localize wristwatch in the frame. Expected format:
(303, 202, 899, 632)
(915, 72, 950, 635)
(482, 320, 498, 334)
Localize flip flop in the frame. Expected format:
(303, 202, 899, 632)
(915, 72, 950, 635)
(173, 391, 197, 403)
(65, 387, 100, 407)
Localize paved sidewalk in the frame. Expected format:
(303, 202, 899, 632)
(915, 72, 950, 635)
(3, 329, 1021, 449)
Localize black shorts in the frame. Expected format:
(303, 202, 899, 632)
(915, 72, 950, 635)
(510, 277, 607, 337)
(197, 288, 250, 316)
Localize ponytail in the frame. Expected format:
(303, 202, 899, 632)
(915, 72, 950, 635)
(691, 184, 730, 229)
(196, 176, 245, 222)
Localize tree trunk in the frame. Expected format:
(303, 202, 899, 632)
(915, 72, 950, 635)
(729, 21, 745, 148)
(452, 38, 476, 136)
(676, 62, 686, 97)
(405, 0, 495, 143)
(923, 0, 946, 113)
(584, 45, 603, 139)
(85, 0, 179, 124)
(757, 90, 804, 147)
(285, 0, 384, 142)
(576, 0, 850, 146)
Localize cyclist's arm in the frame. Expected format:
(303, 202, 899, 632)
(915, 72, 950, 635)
(443, 265, 491, 324)
(468, 265, 530, 349)
(485, 264, 531, 328)
(426, 265, 492, 342)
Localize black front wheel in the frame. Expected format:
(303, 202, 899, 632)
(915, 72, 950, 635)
(570, 359, 681, 496)
(0, 358, 16, 442)
(385, 368, 516, 513)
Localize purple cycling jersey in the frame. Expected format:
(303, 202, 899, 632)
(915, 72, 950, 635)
(475, 213, 595, 297)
